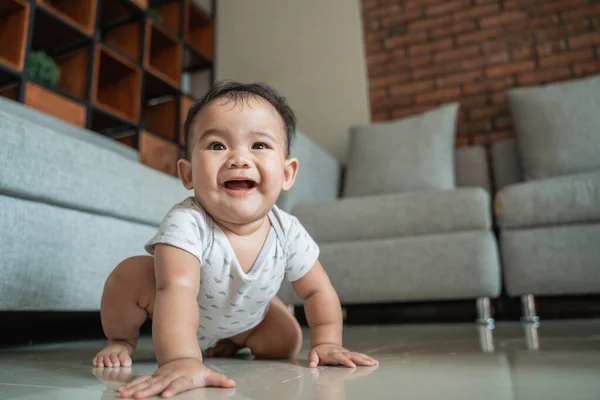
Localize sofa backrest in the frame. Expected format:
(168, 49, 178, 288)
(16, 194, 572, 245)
(455, 145, 491, 193)
(491, 138, 523, 191)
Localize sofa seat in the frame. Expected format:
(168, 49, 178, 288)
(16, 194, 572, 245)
(496, 171, 600, 229)
(292, 187, 491, 243)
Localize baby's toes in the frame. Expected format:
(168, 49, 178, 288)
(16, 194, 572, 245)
(117, 351, 132, 367)
(109, 353, 120, 367)
(103, 355, 114, 367)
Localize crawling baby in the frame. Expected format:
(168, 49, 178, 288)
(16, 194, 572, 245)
(93, 80, 378, 398)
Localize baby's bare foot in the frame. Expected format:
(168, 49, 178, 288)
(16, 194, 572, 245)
(93, 340, 135, 368)
(206, 339, 242, 358)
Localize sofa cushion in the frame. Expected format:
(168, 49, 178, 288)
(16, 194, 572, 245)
(496, 171, 600, 229)
(292, 187, 491, 243)
(507, 74, 600, 180)
(343, 103, 459, 197)
(0, 107, 191, 227)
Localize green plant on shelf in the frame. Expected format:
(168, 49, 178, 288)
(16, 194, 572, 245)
(148, 8, 163, 23)
(27, 51, 60, 87)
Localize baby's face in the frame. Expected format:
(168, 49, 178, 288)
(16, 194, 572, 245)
(179, 96, 297, 225)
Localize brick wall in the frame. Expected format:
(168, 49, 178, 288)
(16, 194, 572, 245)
(362, 0, 600, 146)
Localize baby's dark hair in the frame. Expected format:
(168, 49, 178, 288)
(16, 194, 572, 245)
(183, 80, 297, 159)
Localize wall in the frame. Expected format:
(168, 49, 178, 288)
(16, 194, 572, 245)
(215, 0, 371, 162)
(362, 0, 600, 146)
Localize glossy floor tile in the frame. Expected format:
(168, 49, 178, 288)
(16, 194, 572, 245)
(1, 319, 600, 399)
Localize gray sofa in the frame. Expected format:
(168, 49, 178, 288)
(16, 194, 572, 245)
(491, 74, 600, 321)
(278, 103, 502, 323)
(0, 97, 191, 311)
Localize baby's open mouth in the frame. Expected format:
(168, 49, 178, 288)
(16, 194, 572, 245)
(224, 180, 257, 190)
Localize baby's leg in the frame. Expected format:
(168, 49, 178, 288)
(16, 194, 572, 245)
(93, 256, 156, 368)
(236, 296, 303, 359)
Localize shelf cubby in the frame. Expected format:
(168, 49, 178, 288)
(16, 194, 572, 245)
(32, 6, 91, 57)
(24, 81, 86, 127)
(145, 19, 182, 87)
(99, 0, 143, 30)
(139, 130, 179, 176)
(53, 46, 91, 101)
(185, 0, 213, 61)
(103, 20, 143, 63)
(143, 95, 178, 140)
(153, 0, 182, 36)
(0, 82, 19, 100)
(179, 94, 194, 146)
(116, 132, 138, 148)
(0, 0, 29, 72)
(89, 106, 137, 137)
(92, 44, 141, 123)
(37, 0, 97, 36)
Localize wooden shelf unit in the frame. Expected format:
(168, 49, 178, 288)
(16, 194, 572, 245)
(1, 0, 215, 178)
(0, 0, 30, 72)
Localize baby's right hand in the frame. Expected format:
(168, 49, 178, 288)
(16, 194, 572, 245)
(118, 357, 236, 398)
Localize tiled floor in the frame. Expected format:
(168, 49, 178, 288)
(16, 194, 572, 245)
(1, 319, 600, 399)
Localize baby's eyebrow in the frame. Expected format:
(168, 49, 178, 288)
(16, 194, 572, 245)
(198, 128, 227, 141)
(251, 131, 277, 143)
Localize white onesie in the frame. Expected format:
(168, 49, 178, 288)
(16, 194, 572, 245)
(144, 197, 320, 350)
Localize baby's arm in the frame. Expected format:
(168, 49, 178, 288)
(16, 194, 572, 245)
(118, 244, 235, 399)
(292, 260, 378, 368)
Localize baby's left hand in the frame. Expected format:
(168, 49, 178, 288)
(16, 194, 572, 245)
(309, 344, 379, 368)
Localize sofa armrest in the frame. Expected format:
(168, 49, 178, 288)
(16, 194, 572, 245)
(495, 170, 600, 229)
(276, 131, 341, 213)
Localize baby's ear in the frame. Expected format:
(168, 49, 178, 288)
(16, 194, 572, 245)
(282, 157, 299, 191)
(177, 158, 194, 190)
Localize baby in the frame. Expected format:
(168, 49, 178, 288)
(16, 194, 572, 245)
(93, 80, 378, 398)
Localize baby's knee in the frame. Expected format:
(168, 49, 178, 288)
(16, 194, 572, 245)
(104, 256, 156, 306)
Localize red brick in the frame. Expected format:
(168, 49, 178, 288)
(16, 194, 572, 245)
(372, 112, 390, 122)
(415, 87, 461, 104)
(408, 15, 452, 32)
(539, 49, 593, 68)
(367, 53, 390, 66)
(380, 9, 424, 28)
(363, 3, 401, 19)
(434, 45, 481, 63)
(365, 31, 386, 44)
(533, 0, 586, 15)
(371, 95, 415, 112)
(535, 24, 588, 42)
(457, 27, 503, 45)
(390, 80, 435, 97)
(383, 32, 429, 49)
(494, 116, 513, 130)
(409, 38, 453, 55)
(362, 0, 378, 12)
(517, 67, 572, 86)
(480, 11, 528, 28)
(569, 32, 600, 50)
(453, 4, 500, 21)
(562, 4, 600, 21)
(511, 46, 533, 61)
(458, 119, 492, 135)
(486, 61, 535, 78)
(369, 89, 388, 102)
(456, 136, 470, 147)
(409, 54, 433, 68)
(370, 73, 411, 89)
(461, 94, 489, 107)
(483, 39, 510, 55)
(490, 91, 506, 104)
(573, 61, 600, 76)
(426, 0, 471, 17)
(536, 40, 568, 57)
(463, 76, 515, 95)
(412, 62, 459, 80)
(469, 105, 507, 120)
(430, 20, 477, 39)
(471, 134, 490, 146)
(436, 71, 484, 87)
(391, 105, 434, 119)
(404, 0, 442, 10)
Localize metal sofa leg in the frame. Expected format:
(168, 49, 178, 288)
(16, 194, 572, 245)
(475, 297, 495, 328)
(520, 294, 540, 324)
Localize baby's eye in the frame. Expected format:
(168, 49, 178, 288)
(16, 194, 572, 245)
(209, 142, 226, 151)
(252, 142, 267, 150)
